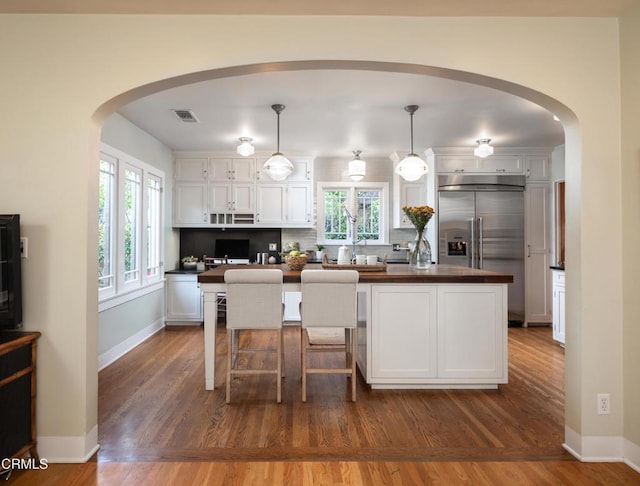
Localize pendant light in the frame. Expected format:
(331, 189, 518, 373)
(236, 137, 254, 156)
(347, 150, 366, 181)
(474, 138, 494, 158)
(263, 104, 294, 181)
(394, 105, 429, 182)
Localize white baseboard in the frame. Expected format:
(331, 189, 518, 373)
(38, 425, 99, 463)
(98, 318, 165, 371)
(563, 425, 640, 469)
(624, 438, 640, 473)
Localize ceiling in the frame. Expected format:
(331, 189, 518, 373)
(9, 0, 637, 159)
(117, 69, 565, 158)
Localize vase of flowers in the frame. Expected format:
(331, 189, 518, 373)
(402, 205, 435, 269)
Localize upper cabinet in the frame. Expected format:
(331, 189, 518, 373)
(437, 154, 523, 174)
(174, 157, 208, 181)
(525, 155, 550, 182)
(255, 156, 314, 227)
(393, 168, 428, 229)
(173, 153, 313, 228)
(209, 157, 256, 182)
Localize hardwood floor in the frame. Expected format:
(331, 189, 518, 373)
(9, 325, 640, 485)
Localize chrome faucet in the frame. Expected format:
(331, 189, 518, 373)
(342, 205, 359, 260)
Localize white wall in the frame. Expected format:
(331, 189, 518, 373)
(620, 4, 640, 458)
(0, 13, 631, 462)
(99, 113, 178, 367)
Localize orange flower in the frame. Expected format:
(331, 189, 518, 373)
(402, 205, 435, 233)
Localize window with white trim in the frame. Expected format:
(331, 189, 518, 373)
(99, 143, 164, 302)
(317, 182, 388, 245)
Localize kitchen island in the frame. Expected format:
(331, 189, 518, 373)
(198, 264, 513, 390)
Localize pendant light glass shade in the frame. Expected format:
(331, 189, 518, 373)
(474, 138, 494, 158)
(237, 137, 254, 156)
(347, 150, 366, 181)
(264, 104, 293, 181)
(394, 105, 429, 182)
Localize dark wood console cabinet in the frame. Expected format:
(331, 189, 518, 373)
(0, 331, 41, 464)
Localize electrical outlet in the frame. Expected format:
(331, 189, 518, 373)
(20, 237, 28, 258)
(597, 393, 610, 415)
(269, 243, 277, 251)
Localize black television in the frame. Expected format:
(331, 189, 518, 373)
(214, 238, 250, 263)
(0, 214, 22, 329)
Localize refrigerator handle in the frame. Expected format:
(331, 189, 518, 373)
(470, 218, 476, 268)
(478, 216, 484, 269)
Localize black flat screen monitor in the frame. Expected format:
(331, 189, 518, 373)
(214, 239, 250, 260)
(0, 214, 23, 329)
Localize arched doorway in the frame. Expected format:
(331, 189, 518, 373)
(94, 59, 576, 453)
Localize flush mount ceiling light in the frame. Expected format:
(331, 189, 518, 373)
(236, 137, 255, 157)
(347, 150, 366, 181)
(394, 105, 429, 182)
(474, 138, 494, 158)
(263, 104, 294, 181)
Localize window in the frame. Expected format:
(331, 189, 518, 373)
(99, 154, 116, 293)
(99, 143, 164, 303)
(317, 182, 388, 245)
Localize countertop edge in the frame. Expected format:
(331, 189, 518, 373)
(197, 263, 514, 284)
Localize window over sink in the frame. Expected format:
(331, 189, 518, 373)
(316, 182, 388, 245)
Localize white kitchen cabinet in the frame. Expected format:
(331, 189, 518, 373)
(393, 169, 427, 229)
(365, 283, 508, 387)
(256, 183, 286, 224)
(436, 154, 523, 174)
(208, 158, 256, 224)
(525, 155, 550, 182)
(524, 182, 552, 325)
(255, 155, 313, 182)
(288, 156, 314, 181)
(283, 292, 301, 321)
(174, 157, 208, 181)
(208, 157, 255, 182)
(254, 156, 314, 227)
(369, 285, 438, 380)
(209, 181, 254, 214)
(552, 270, 566, 344)
(478, 155, 524, 174)
(286, 182, 313, 226)
(173, 182, 209, 226)
(165, 274, 203, 324)
(256, 182, 313, 227)
(436, 285, 506, 380)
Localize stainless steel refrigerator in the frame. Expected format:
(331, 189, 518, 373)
(438, 175, 525, 323)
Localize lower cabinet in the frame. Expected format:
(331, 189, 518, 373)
(0, 332, 41, 463)
(552, 270, 566, 345)
(366, 284, 507, 387)
(370, 285, 438, 380)
(165, 274, 203, 324)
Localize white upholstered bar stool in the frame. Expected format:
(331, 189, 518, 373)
(224, 269, 284, 404)
(300, 269, 359, 402)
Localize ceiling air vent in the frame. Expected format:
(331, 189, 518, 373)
(171, 109, 199, 123)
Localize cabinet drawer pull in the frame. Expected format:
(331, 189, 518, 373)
(454, 169, 465, 173)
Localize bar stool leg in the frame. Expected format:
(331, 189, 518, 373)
(301, 328, 307, 402)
